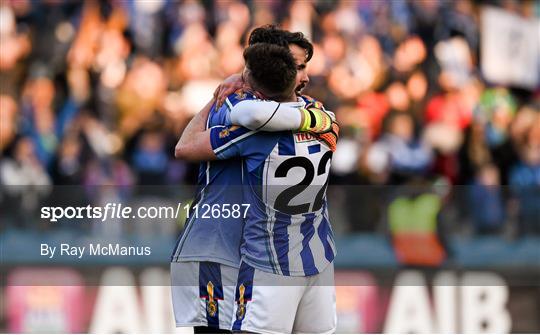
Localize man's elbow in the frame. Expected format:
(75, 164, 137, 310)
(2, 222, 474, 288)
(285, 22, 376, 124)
(247, 112, 268, 129)
(174, 144, 190, 160)
(175, 144, 211, 162)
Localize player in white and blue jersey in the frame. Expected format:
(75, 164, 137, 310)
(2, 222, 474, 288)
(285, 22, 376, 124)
(209, 96, 337, 333)
(171, 39, 335, 333)
(210, 96, 336, 276)
(175, 28, 339, 333)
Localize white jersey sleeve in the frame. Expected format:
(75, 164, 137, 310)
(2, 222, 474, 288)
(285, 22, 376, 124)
(229, 99, 304, 131)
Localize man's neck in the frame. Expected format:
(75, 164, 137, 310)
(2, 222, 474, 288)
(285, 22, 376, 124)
(260, 91, 296, 103)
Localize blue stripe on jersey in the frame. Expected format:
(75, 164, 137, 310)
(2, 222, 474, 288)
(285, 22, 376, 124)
(278, 134, 296, 156)
(273, 211, 291, 276)
(300, 213, 316, 275)
(233, 262, 255, 331)
(173, 97, 248, 267)
(308, 144, 321, 154)
(318, 213, 335, 263)
(199, 262, 224, 328)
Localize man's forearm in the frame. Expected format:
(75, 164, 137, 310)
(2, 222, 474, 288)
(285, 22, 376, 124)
(174, 99, 216, 161)
(229, 100, 303, 131)
(229, 99, 333, 133)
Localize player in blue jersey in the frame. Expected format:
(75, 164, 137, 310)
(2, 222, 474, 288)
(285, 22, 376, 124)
(176, 27, 338, 333)
(171, 30, 335, 333)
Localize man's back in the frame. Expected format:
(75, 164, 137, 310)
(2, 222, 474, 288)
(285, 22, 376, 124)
(172, 96, 246, 267)
(210, 96, 336, 276)
(171, 91, 336, 332)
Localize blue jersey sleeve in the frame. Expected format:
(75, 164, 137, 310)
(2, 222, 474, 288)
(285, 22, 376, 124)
(209, 91, 285, 169)
(210, 125, 257, 160)
(210, 125, 282, 171)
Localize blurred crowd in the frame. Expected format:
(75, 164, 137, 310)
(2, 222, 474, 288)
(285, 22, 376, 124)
(1, 0, 539, 239)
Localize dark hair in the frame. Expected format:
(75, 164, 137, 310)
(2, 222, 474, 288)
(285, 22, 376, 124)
(248, 25, 289, 48)
(284, 31, 313, 62)
(248, 25, 313, 62)
(243, 43, 297, 99)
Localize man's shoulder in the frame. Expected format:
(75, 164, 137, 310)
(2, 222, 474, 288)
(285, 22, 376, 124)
(224, 90, 258, 108)
(211, 90, 258, 125)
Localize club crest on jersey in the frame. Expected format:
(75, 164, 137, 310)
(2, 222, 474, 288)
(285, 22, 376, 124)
(235, 90, 247, 100)
(219, 128, 230, 138)
(219, 126, 239, 138)
(295, 132, 316, 143)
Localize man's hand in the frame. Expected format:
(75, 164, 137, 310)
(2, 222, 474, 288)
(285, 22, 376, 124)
(214, 73, 246, 108)
(313, 121, 340, 152)
(301, 99, 339, 151)
(305, 100, 336, 122)
(299, 103, 334, 134)
(214, 73, 269, 108)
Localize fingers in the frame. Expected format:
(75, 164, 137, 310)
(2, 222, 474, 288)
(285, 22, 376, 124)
(213, 84, 222, 99)
(215, 85, 234, 107)
(306, 100, 336, 123)
(299, 107, 333, 133)
(214, 85, 227, 108)
(216, 86, 232, 108)
(221, 86, 236, 98)
(215, 80, 251, 108)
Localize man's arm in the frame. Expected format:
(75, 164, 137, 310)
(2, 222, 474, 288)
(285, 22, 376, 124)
(174, 99, 217, 162)
(214, 74, 334, 133)
(229, 99, 334, 133)
(175, 81, 335, 161)
(229, 99, 302, 130)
